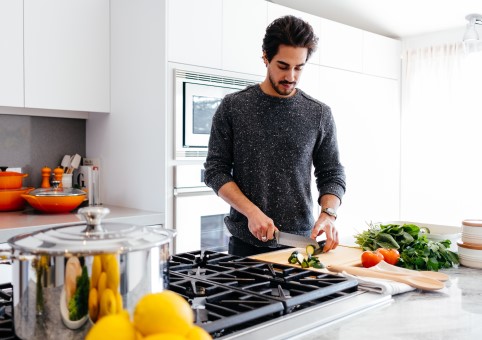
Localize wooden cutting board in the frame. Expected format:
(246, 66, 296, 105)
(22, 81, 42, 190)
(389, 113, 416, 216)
(249, 245, 363, 273)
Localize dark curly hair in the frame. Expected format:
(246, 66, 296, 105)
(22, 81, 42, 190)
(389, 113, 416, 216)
(262, 15, 318, 63)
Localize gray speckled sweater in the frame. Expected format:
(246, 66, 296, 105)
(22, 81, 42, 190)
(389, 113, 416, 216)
(204, 84, 345, 248)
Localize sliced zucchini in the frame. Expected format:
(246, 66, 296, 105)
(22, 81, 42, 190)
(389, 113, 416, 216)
(311, 262, 325, 269)
(296, 252, 305, 265)
(306, 244, 316, 256)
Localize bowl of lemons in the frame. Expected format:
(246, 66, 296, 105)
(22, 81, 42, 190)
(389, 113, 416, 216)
(86, 290, 212, 340)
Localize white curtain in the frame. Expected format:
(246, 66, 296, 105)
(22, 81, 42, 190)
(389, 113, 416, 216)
(401, 43, 482, 226)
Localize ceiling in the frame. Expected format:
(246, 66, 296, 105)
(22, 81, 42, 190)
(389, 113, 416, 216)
(271, 0, 481, 39)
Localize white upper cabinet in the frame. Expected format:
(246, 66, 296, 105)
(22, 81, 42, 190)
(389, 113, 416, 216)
(363, 32, 401, 79)
(0, 0, 23, 107)
(319, 18, 363, 72)
(24, 0, 110, 112)
(222, 0, 267, 76)
(168, 0, 223, 69)
(298, 62, 320, 99)
(267, 2, 321, 65)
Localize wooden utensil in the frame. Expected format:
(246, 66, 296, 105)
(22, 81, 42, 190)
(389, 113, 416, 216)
(373, 261, 449, 282)
(327, 264, 445, 291)
(60, 155, 71, 172)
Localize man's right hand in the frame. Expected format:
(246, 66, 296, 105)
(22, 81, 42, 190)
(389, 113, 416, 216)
(246, 208, 278, 242)
(218, 181, 278, 242)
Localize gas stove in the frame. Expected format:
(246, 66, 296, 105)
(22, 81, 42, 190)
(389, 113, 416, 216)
(0, 250, 391, 340)
(169, 250, 392, 339)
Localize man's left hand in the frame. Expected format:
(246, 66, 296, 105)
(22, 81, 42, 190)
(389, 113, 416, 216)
(310, 214, 339, 253)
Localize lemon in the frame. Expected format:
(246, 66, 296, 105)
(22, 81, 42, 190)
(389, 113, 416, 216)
(106, 255, 120, 291)
(186, 325, 212, 340)
(143, 334, 185, 340)
(99, 288, 117, 318)
(86, 311, 135, 340)
(100, 254, 111, 272)
(89, 288, 99, 322)
(97, 271, 107, 303)
(133, 291, 194, 337)
(91, 255, 102, 290)
(116, 291, 123, 313)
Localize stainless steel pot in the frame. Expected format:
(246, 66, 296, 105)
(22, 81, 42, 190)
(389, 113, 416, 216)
(1, 206, 175, 339)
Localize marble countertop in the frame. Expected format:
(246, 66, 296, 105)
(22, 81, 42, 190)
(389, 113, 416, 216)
(0, 204, 165, 243)
(297, 265, 482, 339)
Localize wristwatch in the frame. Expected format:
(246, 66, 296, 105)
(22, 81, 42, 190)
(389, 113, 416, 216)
(321, 207, 337, 219)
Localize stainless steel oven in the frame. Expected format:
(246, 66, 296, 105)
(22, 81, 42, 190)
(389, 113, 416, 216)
(173, 164, 231, 254)
(174, 69, 261, 159)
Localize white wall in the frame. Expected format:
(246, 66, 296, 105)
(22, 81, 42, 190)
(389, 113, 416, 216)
(86, 0, 167, 213)
(402, 27, 465, 50)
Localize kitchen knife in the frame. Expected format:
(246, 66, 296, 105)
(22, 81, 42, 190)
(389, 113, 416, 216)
(274, 231, 326, 254)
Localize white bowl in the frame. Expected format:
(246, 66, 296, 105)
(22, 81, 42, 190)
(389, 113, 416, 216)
(458, 256, 482, 269)
(457, 240, 482, 269)
(462, 219, 482, 238)
(462, 233, 482, 245)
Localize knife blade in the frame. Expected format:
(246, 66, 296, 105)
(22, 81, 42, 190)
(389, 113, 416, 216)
(274, 231, 326, 253)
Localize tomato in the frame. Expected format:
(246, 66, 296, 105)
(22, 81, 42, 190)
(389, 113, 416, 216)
(361, 250, 384, 268)
(376, 248, 400, 265)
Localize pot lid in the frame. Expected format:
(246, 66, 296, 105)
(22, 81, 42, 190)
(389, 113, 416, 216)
(28, 181, 86, 197)
(7, 207, 175, 255)
(0, 167, 26, 177)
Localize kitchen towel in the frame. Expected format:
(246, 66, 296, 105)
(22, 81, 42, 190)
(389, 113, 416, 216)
(341, 272, 415, 295)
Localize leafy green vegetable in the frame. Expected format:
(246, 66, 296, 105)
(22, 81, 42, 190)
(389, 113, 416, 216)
(68, 265, 90, 321)
(354, 223, 459, 271)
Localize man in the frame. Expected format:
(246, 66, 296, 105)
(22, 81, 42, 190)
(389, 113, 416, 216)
(204, 15, 346, 257)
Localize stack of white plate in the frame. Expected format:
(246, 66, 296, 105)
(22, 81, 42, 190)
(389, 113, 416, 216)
(458, 219, 482, 269)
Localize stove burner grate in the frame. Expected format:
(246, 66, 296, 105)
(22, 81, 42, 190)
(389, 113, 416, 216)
(0, 283, 17, 340)
(169, 250, 359, 338)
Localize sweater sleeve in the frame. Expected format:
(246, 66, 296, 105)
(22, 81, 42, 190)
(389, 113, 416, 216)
(203, 96, 235, 194)
(313, 104, 346, 203)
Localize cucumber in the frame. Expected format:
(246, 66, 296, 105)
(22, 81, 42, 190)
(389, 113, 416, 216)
(306, 245, 316, 256)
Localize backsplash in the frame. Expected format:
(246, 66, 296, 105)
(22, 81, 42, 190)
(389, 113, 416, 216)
(0, 114, 86, 188)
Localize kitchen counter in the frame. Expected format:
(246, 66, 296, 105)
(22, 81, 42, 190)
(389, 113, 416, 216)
(296, 265, 482, 339)
(0, 204, 165, 243)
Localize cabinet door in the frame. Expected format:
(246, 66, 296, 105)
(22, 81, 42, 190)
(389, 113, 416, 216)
(167, 0, 222, 69)
(0, 0, 23, 107)
(298, 62, 320, 99)
(319, 67, 400, 237)
(363, 32, 401, 79)
(319, 19, 363, 72)
(222, 0, 267, 76)
(24, 0, 110, 112)
(267, 2, 321, 65)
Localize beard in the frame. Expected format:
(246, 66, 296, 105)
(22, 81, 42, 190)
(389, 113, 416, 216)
(268, 73, 296, 97)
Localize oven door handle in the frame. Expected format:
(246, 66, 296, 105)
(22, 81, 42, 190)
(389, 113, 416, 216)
(174, 187, 215, 196)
